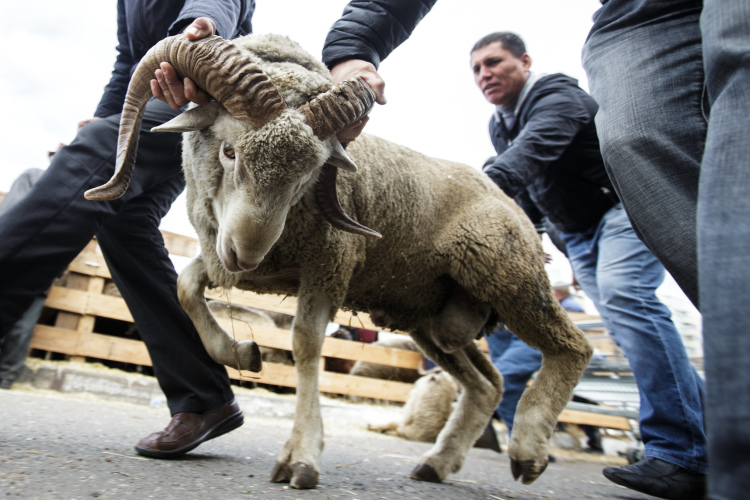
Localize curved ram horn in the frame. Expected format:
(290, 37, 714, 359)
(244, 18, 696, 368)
(85, 34, 286, 201)
(300, 78, 379, 238)
(297, 77, 376, 140)
(314, 162, 382, 239)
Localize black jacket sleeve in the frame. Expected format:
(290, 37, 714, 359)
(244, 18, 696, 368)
(322, 0, 437, 69)
(169, 0, 253, 39)
(94, 0, 253, 119)
(95, 0, 133, 118)
(483, 88, 591, 199)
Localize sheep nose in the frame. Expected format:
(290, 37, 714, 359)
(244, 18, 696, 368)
(237, 255, 262, 272)
(227, 241, 262, 272)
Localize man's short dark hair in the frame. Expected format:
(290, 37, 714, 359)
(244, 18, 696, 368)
(471, 32, 526, 58)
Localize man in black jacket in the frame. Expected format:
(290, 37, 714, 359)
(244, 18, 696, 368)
(0, 1, 254, 459)
(471, 32, 706, 500)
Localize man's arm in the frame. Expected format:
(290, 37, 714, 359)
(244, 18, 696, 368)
(322, 0, 438, 71)
(152, 0, 251, 109)
(168, 0, 252, 40)
(94, 0, 133, 119)
(324, 0, 437, 139)
(151, 18, 216, 109)
(483, 91, 592, 198)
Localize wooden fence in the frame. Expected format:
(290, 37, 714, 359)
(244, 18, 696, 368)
(1, 187, 631, 430)
(28, 234, 423, 403)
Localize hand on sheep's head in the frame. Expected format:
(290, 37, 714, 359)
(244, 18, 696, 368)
(330, 59, 386, 143)
(151, 17, 216, 110)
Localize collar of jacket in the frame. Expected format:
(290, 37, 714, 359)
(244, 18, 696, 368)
(493, 71, 548, 129)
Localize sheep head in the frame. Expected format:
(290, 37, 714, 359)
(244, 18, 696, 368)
(84, 34, 380, 272)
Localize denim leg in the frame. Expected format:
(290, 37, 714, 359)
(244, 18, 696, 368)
(0, 295, 46, 382)
(556, 225, 616, 335)
(563, 207, 707, 473)
(699, 1, 750, 497)
(485, 327, 542, 434)
(582, 0, 704, 308)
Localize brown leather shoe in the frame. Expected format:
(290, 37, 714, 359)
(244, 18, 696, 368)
(135, 399, 243, 458)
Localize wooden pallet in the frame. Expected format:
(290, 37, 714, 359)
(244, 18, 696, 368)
(28, 234, 420, 403)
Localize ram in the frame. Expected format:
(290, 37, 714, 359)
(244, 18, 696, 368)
(86, 33, 592, 490)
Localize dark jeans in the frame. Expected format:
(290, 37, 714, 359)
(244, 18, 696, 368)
(0, 99, 233, 414)
(0, 295, 45, 383)
(584, 0, 750, 496)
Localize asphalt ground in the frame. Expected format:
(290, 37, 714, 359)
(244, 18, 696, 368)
(0, 363, 657, 500)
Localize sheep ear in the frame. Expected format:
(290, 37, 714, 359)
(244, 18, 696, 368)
(151, 104, 219, 133)
(326, 137, 357, 173)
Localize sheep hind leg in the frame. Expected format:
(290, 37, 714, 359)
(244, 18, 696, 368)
(407, 330, 503, 483)
(445, 212, 593, 484)
(477, 275, 592, 484)
(177, 257, 261, 372)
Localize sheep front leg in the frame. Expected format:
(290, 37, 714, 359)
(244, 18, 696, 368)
(177, 257, 261, 372)
(270, 292, 332, 489)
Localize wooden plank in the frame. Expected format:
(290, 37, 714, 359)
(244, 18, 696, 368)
(61, 245, 390, 332)
(66, 253, 111, 279)
(205, 289, 382, 331)
(214, 318, 422, 368)
(44, 287, 134, 323)
(319, 370, 413, 401)
(161, 230, 198, 258)
(29, 325, 413, 401)
(44, 288, 416, 368)
(45, 287, 88, 315)
(30, 325, 152, 365)
(53, 311, 82, 331)
(205, 289, 298, 317)
(76, 276, 106, 336)
(557, 408, 632, 430)
(225, 364, 413, 402)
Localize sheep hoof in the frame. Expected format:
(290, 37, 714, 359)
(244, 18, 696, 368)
(270, 461, 292, 483)
(290, 462, 318, 489)
(410, 463, 442, 483)
(510, 456, 549, 485)
(235, 340, 262, 372)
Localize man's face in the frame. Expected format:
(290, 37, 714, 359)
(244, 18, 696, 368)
(471, 41, 531, 106)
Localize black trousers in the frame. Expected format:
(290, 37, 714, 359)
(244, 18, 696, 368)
(0, 99, 233, 414)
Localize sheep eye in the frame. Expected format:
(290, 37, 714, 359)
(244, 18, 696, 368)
(223, 143, 236, 160)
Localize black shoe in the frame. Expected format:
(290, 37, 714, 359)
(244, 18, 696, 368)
(0, 379, 13, 390)
(473, 419, 502, 453)
(581, 447, 604, 454)
(603, 457, 706, 500)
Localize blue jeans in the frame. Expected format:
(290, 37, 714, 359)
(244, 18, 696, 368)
(485, 327, 542, 434)
(561, 205, 707, 474)
(583, 1, 750, 496)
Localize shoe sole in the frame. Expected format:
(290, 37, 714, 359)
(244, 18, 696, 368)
(135, 411, 244, 459)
